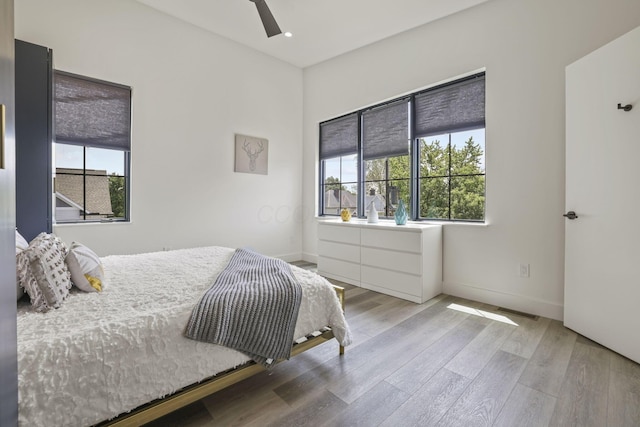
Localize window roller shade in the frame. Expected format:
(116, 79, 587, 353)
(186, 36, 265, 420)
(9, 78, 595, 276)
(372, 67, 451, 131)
(363, 99, 409, 160)
(54, 71, 132, 150)
(415, 75, 485, 138)
(319, 113, 358, 159)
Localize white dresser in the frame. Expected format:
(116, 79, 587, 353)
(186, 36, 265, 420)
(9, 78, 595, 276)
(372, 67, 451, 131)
(317, 219, 442, 303)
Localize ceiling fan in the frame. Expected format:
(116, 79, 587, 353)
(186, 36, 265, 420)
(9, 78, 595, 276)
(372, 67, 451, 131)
(249, 0, 282, 38)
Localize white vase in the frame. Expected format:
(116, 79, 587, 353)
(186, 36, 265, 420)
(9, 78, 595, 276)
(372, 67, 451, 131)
(367, 202, 379, 224)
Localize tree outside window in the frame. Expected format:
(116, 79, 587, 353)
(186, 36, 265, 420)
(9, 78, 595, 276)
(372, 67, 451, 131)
(419, 130, 485, 221)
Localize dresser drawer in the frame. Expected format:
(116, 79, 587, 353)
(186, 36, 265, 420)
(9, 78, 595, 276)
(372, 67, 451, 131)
(318, 256, 360, 282)
(361, 265, 422, 297)
(318, 223, 360, 245)
(361, 228, 421, 253)
(318, 240, 360, 264)
(361, 247, 421, 275)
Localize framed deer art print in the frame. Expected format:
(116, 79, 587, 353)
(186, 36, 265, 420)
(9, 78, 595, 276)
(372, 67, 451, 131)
(234, 133, 268, 175)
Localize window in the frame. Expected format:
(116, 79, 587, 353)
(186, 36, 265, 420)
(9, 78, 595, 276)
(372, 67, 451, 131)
(418, 130, 485, 220)
(53, 71, 131, 223)
(319, 114, 359, 216)
(362, 99, 410, 217)
(319, 73, 485, 222)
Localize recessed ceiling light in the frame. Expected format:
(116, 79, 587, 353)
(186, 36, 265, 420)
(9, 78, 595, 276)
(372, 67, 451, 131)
(284, 32, 293, 38)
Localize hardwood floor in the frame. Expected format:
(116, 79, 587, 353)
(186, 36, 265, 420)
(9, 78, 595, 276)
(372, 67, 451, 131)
(145, 265, 640, 426)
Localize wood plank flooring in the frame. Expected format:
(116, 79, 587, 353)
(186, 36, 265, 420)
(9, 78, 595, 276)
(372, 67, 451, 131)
(145, 263, 640, 426)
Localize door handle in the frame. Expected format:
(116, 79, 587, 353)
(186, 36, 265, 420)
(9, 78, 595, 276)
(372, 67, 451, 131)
(563, 211, 578, 220)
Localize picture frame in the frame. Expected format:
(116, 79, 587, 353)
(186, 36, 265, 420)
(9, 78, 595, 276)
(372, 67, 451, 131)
(234, 133, 268, 175)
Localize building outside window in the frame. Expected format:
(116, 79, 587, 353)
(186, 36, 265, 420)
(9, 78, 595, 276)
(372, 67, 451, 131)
(319, 72, 485, 222)
(53, 71, 131, 223)
(322, 154, 358, 216)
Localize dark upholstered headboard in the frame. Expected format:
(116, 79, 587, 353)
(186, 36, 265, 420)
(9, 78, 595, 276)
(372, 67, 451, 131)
(15, 40, 53, 241)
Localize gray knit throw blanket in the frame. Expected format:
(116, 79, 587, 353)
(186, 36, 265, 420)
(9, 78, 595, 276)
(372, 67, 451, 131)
(184, 248, 302, 367)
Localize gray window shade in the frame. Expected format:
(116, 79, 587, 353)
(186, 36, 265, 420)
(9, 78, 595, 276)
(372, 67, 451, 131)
(363, 99, 409, 160)
(54, 71, 131, 150)
(319, 113, 358, 159)
(415, 75, 485, 137)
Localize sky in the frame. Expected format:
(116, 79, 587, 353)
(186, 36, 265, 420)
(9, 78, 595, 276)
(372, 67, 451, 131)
(54, 144, 125, 175)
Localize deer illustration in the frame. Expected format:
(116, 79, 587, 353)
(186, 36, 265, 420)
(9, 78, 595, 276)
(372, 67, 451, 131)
(242, 139, 265, 171)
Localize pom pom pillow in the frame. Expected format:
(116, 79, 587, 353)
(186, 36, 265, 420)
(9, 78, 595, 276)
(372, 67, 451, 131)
(15, 230, 29, 300)
(18, 233, 72, 312)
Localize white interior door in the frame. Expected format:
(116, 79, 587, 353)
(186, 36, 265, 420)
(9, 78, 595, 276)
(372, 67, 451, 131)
(565, 26, 640, 363)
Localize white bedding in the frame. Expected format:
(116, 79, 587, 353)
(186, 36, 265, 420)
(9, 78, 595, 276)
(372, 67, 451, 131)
(17, 246, 351, 427)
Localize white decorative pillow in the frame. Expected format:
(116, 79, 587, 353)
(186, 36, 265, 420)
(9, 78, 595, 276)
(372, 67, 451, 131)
(65, 251, 97, 293)
(20, 233, 72, 312)
(69, 242, 106, 292)
(15, 230, 29, 254)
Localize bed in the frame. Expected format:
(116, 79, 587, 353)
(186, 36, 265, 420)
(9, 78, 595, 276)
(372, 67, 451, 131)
(16, 244, 351, 427)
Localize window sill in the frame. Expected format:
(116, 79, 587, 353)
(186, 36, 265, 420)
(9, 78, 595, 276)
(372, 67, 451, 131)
(316, 216, 489, 228)
(54, 220, 131, 227)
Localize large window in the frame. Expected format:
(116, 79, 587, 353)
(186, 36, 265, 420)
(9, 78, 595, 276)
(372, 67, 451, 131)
(53, 71, 131, 223)
(319, 73, 485, 222)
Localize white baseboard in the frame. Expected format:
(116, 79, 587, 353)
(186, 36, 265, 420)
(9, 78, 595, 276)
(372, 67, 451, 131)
(444, 281, 564, 321)
(275, 252, 303, 262)
(301, 252, 318, 264)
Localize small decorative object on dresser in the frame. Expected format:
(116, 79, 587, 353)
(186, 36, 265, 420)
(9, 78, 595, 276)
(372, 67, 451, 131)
(340, 208, 351, 222)
(394, 199, 408, 225)
(366, 201, 378, 224)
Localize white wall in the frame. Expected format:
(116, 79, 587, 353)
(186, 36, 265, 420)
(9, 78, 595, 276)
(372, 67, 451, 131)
(302, 0, 640, 319)
(15, 0, 304, 259)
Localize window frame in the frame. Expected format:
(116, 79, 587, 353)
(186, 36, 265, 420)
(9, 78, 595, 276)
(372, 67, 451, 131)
(319, 72, 485, 223)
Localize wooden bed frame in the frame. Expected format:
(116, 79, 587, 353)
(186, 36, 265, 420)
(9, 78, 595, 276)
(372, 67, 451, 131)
(99, 284, 346, 427)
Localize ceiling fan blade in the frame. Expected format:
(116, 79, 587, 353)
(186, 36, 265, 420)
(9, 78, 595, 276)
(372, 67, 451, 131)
(250, 0, 282, 38)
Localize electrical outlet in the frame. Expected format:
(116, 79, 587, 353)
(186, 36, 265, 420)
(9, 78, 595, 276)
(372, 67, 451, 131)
(518, 263, 530, 278)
